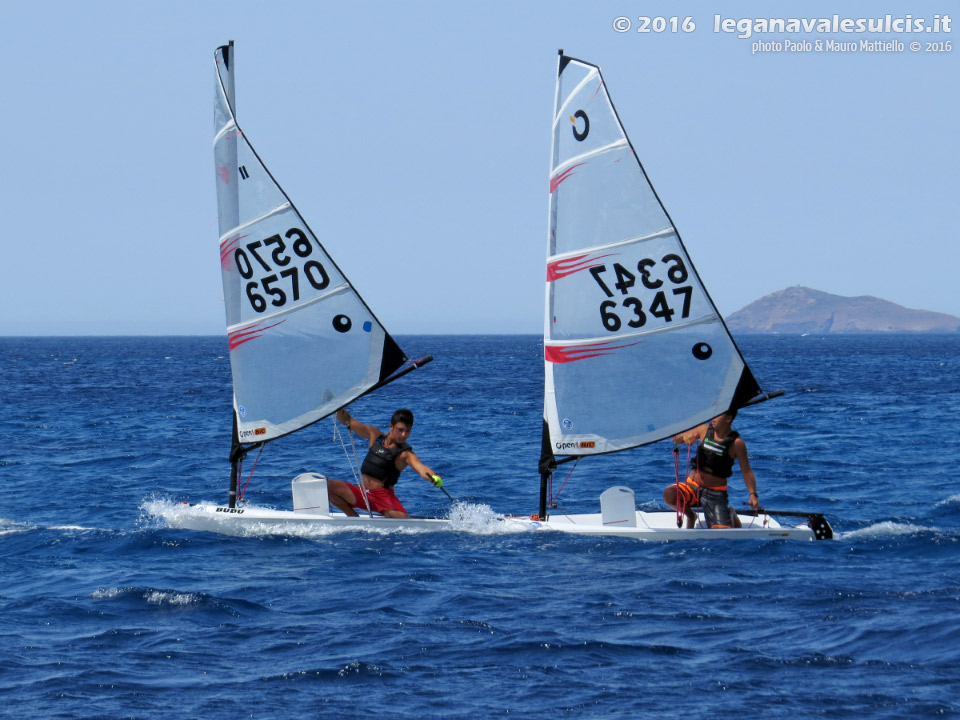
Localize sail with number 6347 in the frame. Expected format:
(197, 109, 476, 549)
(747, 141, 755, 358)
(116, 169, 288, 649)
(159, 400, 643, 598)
(544, 52, 762, 459)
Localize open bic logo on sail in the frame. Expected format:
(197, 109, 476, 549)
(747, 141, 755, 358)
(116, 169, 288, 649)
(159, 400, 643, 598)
(556, 441, 596, 450)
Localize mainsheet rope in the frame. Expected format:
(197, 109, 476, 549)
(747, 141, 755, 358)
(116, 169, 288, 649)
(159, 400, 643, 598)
(333, 417, 372, 517)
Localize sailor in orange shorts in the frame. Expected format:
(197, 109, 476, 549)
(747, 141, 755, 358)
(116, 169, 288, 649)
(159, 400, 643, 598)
(663, 408, 760, 529)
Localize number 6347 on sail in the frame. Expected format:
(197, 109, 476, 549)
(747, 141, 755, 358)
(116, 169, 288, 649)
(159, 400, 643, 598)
(589, 255, 693, 332)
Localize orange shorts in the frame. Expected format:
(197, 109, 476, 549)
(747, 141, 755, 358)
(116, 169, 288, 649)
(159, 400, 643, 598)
(674, 477, 728, 505)
(675, 478, 701, 507)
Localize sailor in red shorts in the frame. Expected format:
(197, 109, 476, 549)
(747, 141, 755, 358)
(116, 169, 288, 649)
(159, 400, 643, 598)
(326, 407, 442, 518)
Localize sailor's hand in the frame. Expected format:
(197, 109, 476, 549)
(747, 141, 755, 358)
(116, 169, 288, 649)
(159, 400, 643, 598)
(429, 474, 443, 488)
(337, 408, 351, 426)
(748, 491, 759, 509)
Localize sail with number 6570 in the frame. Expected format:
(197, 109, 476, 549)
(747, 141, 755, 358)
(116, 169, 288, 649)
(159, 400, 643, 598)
(214, 42, 409, 446)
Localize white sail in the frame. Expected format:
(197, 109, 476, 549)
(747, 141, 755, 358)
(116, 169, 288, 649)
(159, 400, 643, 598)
(544, 53, 761, 457)
(213, 43, 407, 443)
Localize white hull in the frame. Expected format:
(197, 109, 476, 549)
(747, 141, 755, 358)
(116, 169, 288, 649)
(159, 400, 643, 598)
(503, 486, 832, 541)
(164, 502, 451, 535)
(161, 504, 823, 540)
(502, 510, 822, 541)
(158, 478, 830, 541)
(161, 473, 451, 535)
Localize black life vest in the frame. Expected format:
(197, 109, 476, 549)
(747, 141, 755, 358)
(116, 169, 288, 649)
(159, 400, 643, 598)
(695, 427, 740, 479)
(360, 434, 411, 489)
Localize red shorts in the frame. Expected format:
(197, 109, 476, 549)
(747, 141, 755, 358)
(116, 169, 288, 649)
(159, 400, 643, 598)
(348, 484, 407, 515)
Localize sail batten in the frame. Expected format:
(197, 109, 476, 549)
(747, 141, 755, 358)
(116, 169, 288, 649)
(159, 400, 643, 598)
(543, 52, 761, 458)
(226, 282, 352, 333)
(218, 202, 293, 242)
(213, 118, 241, 145)
(546, 315, 721, 350)
(551, 139, 629, 176)
(548, 227, 676, 263)
(554, 68, 600, 124)
(214, 42, 411, 444)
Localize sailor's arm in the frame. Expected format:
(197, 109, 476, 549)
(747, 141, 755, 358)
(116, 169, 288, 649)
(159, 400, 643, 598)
(404, 451, 440, 484)
(733, 438, 759, 508)
(336, 408, 380, 442)
(673, 424, 707, 446)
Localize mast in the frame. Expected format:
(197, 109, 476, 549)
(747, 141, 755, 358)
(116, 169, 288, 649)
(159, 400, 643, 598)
(220, 40, 241, 507)
(537, 420, 551, 519)
(222, 40, 235, 113)
(229, 411, 243, 508)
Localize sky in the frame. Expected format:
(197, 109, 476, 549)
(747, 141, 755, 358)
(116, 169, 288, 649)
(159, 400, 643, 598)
(1, 0, 956, 335)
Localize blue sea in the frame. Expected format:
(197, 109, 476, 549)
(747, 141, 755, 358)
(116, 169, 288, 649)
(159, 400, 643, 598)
(2, 334, 958, 719)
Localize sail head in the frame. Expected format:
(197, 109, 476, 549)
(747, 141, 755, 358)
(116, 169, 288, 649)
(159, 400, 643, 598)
(544, 54, 761, 458)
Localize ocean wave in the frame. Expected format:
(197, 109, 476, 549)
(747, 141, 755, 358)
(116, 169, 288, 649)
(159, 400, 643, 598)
(934, 493, 960, 508)
(46, 525, 100, 532)
(262, 661, 400, 682)
(838, 521, 937, 540)
(91, 586, 203, 607)
(0, 517, 35, 535)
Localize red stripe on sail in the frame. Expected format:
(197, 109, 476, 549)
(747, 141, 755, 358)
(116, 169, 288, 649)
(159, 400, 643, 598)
(219, 234, 249, 269)
(547, 253, 616, 281)
(228, 319, 286, 350)
(549, 162, 586, 193)
(545, 339, 643, 364)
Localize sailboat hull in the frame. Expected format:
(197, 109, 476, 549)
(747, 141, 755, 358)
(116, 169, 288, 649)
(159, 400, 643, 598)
(164, 506, 822, 540)
(164, 502, 452, 535)
(502, 510, 827, 541)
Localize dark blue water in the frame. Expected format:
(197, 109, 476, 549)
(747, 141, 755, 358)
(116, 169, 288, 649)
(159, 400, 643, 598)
(2, 334, 958, 719)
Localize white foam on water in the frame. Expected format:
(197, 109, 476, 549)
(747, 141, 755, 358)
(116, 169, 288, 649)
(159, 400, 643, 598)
(445, 502, 524, 534)
(91, 586, 202, 606)
(934, 493, 960, 508)
(838, 520, 932, 540)
(0, 517, 35, 535)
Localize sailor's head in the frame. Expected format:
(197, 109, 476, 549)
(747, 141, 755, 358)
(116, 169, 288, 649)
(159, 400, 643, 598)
(714, 407, 737, 424)
(389, 408, 414, 441)
(391, 408, 414, 427)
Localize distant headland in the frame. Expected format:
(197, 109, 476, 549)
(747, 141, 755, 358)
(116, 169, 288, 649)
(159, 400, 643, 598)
(726, 286, 960, 334)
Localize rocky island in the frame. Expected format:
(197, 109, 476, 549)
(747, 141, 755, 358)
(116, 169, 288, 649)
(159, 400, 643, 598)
(726, 286, 960, 334)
